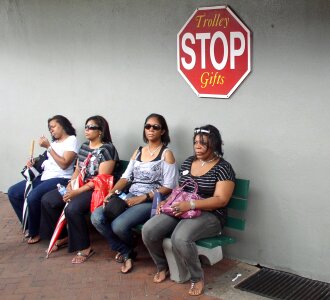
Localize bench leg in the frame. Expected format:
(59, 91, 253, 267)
(162, 238, 190, 283)
(197, 245, 223, 265)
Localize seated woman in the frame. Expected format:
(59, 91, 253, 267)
(142, 125, 236, 296)
(40, 115, 119, 263)
(91, 113, 178, 274)
(8, 115, 78, 244)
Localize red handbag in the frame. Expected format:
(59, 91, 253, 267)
(90, 174, 114, 212)
(161, 179, 202, 219)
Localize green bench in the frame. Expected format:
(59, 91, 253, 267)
(195, 178, 249, 248)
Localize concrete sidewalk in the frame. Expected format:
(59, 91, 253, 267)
(0, 192, 266, 299)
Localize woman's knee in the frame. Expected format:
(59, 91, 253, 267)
(8, 182, 24, 199)
(90, 207, 104, 227)
(171, 231, 191, 254)
(111, 217, 129, 238)
(64, 202, 81, 219)
(141, 219, 159, 242)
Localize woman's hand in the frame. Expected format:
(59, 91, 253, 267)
(156, 200, 166, 215)
(102, 193, 113, 208)
(63, 189, 80, 203)
(39, 136, 51, 149)
(26, 159, 35, 168)
(171, 201, 190, 217)
(126, 195, 145, 207)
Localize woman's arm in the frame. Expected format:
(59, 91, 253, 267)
(195, 180, 235, 210)
(63, 159, 116, 202)
(50, 150, 77, 170)
(39, 136, 76, 170)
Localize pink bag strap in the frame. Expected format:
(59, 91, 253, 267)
(180, 178, 199, 194)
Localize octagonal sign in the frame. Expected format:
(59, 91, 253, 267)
(177, 6, 251, 98)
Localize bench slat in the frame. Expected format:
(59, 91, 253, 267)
(227, 197, 248, 211)
(233, 178, 250, 199)
(225, 216, 246, 230)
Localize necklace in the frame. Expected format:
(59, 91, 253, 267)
(148, 144, 162, 156)
(200, 156, 217, 167)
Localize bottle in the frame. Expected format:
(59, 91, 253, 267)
(115, 189, 127, 200)
(150, 191, 162, 217)
(57, 183, 67, 196)
(118, 192, 127, 200)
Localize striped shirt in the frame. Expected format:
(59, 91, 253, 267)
(179, 156, 235, 224)
(78, 142, 119, 180)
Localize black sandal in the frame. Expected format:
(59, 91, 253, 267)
(115, 252, 124, 263)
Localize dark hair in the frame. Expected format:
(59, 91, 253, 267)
(193, 124, 224, 156)
(143, 113, 170, 146)
(48, 115, 76, 141)
(85, 115, 112, 143)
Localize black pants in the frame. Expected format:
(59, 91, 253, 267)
(40, 189, 67, 240)
(40, 189, 93, 252)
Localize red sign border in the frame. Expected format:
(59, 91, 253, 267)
(177, 6, 252, 99)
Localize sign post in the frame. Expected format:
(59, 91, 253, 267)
(177, 6, 251, 98)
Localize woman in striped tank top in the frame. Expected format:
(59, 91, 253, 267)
(142, 125, 236, 296)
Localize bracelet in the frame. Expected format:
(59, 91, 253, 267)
(189, 200, 196, 210)
(47, 146, 52, 153)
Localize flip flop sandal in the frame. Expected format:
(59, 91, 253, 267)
(188, 273, 205, 296)
(153, 269, 170, 283)
(115, 252, 124, 263)
(121, 258, 134, 274)
(27, 236, 41, 244)
(72, 249, 95, 264)
(52, 241, 68, 252)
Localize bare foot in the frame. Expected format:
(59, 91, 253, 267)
(188, 280, 204, 296)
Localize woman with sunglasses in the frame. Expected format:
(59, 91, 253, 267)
(8, 115, 78, 244)
(40, 115, 119, 263)
(91, 113, 178, 273)
(142, 125, 235, 296)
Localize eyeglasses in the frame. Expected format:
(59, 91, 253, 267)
(144, 124, 162, 131)
(194, 128, 210, 134)
(85, 125, 101, 131)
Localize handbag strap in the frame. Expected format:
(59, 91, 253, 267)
(180, 178, 198, 194)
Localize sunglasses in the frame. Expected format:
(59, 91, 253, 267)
(144, 124, 162, 131)
(85, 125, 101, 131)
(194, 128, 210, 134)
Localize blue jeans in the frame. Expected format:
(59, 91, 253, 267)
(91, 193, 152, 259)
(8, 177, 69, 236)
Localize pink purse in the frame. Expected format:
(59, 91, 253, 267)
(161, 179, 202, 219)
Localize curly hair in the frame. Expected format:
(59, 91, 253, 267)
(48, 115, 76, 141)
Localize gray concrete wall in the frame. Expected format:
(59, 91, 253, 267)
(1, 0, 329, 282)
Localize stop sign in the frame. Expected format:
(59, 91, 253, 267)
(177, 6, 251, 98)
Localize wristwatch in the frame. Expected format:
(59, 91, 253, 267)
(47, 146, 52, 153)
(145, 193, 151, 201)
